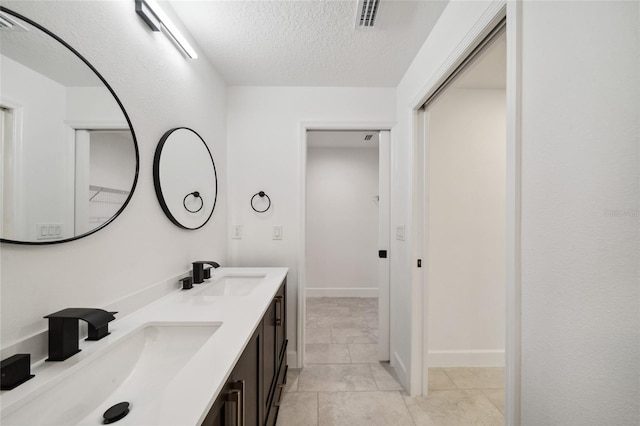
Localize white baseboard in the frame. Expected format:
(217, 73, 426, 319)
(306, 287, 378, 298)
(427, 350, 505, 367)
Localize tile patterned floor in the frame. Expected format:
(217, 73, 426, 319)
(276, 297, 505, 426)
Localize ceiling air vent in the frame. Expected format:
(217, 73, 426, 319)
(364, 134, 374, 141)
(0, 13, 28, 31)
(357, 0, 380, 28)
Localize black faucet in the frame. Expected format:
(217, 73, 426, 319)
(192, 261, 220, 284)
(44, 308, 117, 361)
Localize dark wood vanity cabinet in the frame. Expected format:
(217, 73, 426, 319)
(201, 278, 287, 426)
(201, 326, 262, 426)
(264, 281, 287, 426)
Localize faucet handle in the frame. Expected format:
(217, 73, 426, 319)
(180, 276, 194, 290)
(87, 311, 118, 341)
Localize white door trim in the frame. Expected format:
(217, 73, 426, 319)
(299, 121, 395, 369)
(409, 1, 522, 425)
(378, 130, 391, 361)
(504, 2, 523, 424)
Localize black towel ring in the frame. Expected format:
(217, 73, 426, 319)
(183, 191, 204, 213)
(251, 191, 271, 213)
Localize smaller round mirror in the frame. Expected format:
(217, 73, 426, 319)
(153, 128, 218, 229)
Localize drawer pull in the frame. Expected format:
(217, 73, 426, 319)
(225, 380, 245, 426)
(274, 382, 285, 408)
(275, 296, 283, 326)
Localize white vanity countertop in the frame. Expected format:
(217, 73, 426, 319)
(0, 267, 289, 426)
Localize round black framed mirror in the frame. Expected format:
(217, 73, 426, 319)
(153, 128, 218, 230)
(0, 8, 139, 245)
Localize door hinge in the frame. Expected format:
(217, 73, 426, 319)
(417, 259, 422, 268)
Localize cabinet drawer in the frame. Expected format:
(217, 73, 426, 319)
(266, 339, 288, 409)
(266, 360, 287, 426)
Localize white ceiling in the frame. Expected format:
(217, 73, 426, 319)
(0, 11, 101, 87)
(168, 0, 449, 87)
(452, 32, 506, 90)
(307, 130, 379, 148)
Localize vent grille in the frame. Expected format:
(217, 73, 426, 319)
(364, 134, 374, 141)
(358, 0, 380, 28)
(0, 15, 15, 30)
(0, 13, 28, 31)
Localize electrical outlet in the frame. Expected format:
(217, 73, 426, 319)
(232, 225, 242, 239)
(395, 225, 405, 241)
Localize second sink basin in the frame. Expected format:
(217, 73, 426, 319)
(196, 274, 266, 297)
(1, 322, 220, 425)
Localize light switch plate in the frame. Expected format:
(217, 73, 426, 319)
(36, 223, 63, 240)
(273, 225, 283, 240)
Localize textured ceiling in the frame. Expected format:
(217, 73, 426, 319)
(168, 0, 448, 87)
(0, 11, 100, 87)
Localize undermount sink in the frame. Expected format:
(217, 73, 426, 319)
(196, 275, 266, 297)
(1, 322, 220, 425)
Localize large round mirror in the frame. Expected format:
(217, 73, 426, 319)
(0, 8, 139, 244)
(153, 128, 218, 230)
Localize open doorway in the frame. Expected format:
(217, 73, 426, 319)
(418, 25, 507, 420)
(302, 129, 391, 367)
(74, 129, 135, 236)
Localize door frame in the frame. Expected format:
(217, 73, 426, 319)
(298, 121, 395, 369)
(409, 2, 522, 425)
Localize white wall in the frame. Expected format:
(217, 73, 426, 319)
(426, 88, 505, 367)
(227, 86, 396, 364)
(0, 1, 227, 359)
(66, 87, 129, 125)
(306, 146, 379, 297)
(519, 2, 639, 424)
(1, 54, 70, 240)
(89, 132, 136, 191)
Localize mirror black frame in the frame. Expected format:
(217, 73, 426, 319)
(0, 7, 139, 245)
(153, 127, 218, 230)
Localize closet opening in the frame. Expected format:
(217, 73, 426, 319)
(417, 19, 508, 419)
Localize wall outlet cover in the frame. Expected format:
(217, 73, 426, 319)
(36, 223, 63, 240)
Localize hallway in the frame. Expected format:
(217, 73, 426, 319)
(277, 297, 505, 426)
